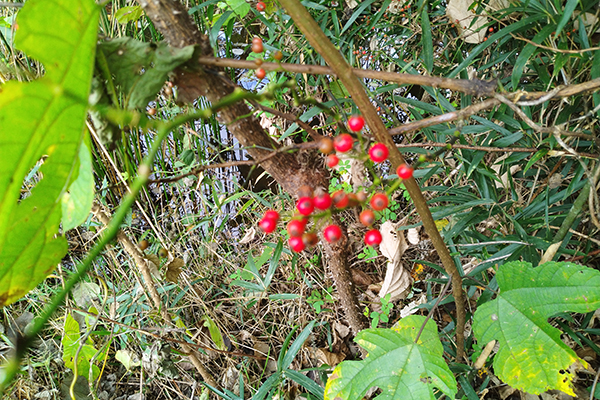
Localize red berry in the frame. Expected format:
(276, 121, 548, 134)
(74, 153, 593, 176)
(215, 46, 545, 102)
(313, 192, 332, 210)
(348, 115, 365, 132)
(326, 154, 339, 168)
(296, 197, 315, 216)
(259, 217, 277, 233)
(263, 210, 279, 221)
(256, 1, 266, 11)
(302, 232, 319, 247)
(359, 209, 376, 226)
(289, 236, 305, 252)
(255, 68, 266, 79)
(273, 50, 283, 61)
(147, 108, 157, 116)
(333, 134, 354, 153)
(369, 143, 389, 163)
(323, 225, 342, 243)
(370, 192, 389, 211)
(332, 190, 349, 209)
(364, 229, 382, 246)
(287, 219, 306, 237)
(397, 164, 414, 179)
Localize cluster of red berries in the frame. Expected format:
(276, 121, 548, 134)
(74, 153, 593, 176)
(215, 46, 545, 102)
(258, 189, 386, 251)
(251, 37, 267, 80)
(257, 115, 415, 252)
(251, 37, 283, 80)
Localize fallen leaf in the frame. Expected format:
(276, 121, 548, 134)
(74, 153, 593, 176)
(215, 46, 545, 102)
(540, 242, 561, 265)
(71, 282, 100, 309)
(350, 268, 373, 288)
(239, 227, 256, 244)
(315, 348, 346, 366)
(333, 322, 350, 338)
(407, 228, 420, 245)
(378, 221, 412, 302)
(399, 293, 426, 318)
(446, 0, 488, 44)
(165, 257, 184, 283)
(145, 254, 160, 278)
(379, 220, 408, 263)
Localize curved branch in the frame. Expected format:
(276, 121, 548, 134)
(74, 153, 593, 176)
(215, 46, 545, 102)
(277, 0, 467, 359)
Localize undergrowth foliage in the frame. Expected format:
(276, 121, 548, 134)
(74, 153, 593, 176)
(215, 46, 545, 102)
(1, 0, 600, 398)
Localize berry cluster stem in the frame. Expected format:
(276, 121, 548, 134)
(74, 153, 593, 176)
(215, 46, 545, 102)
(279, 0, 466, 359)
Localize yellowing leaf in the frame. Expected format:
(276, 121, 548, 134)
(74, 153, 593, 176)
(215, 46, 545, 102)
(434, 219, 449, 231)
(473, 261, 600, 395)
(0, 0, 99, 306)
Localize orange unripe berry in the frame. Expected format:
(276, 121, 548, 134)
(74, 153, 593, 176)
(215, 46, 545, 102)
(318, 138, 334, 154)
(359, 210, 375, 226)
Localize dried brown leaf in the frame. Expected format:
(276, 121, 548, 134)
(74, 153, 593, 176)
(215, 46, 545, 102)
(144, 254, 160, 279)
(165, 257, 184, 283)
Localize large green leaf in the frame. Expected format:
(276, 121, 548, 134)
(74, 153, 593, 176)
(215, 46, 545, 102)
(473, 261, 600, 395)
(0, 0, 99, 306)
(325, 316, 457, 400)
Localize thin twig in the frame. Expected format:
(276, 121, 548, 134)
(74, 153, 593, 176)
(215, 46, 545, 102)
(198, 57, 497, 96)
(415, 281, 451, 344)
(511, 33, 600, 54)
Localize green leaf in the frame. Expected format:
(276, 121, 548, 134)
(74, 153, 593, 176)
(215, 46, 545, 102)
(98, 38, 195, 109)
(511, 24, 555, 89)
(61, 139, 94, 231)
(225, 0, 250, 18)
(62, 314, 104, 381)
(330, 80, 350, 100)
(325, 315, 457, 400)
(114, 6, 144, 24)
(201, 315, 226, 350)
(473, 261, 600, 395)
(115, 349, 141, 371)
(554, 0, 578, 38)
(0, 0, 99, 307)
(421, 7, 433, 73)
